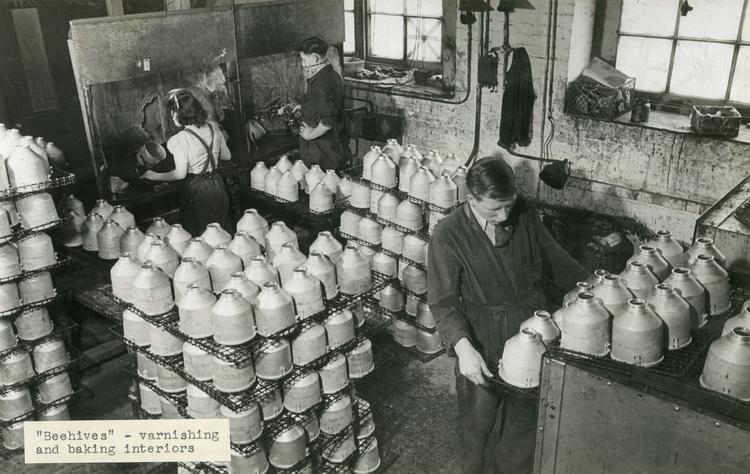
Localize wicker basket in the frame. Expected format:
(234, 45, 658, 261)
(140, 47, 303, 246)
(564, 75, 635, 121)
(343, 57, 365, 76)
(690, 105, 741, 138)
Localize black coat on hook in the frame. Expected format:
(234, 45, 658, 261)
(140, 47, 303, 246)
(498, 47, 536, 148)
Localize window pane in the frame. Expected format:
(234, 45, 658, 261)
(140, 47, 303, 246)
(370, 14, 404, 59)
(344, 0, 354, 10)
(615, 36, 672, 92)
(407, 17, 441, 62)
(370, 0, 404, 14)
(744, 3, 750, 40)
(678, 0, 743, 40)
(344, 11, 356, 54)
(620, 0, 678, 35)
(730, 46, 750, 103)
(670, 41, 733, 99)
(406, 0, 442, 17)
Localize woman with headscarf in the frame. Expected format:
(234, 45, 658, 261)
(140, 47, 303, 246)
(296, 36, 351, 171)
(141, 89, 231, 235)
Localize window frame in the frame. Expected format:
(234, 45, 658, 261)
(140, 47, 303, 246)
(343, 0, 363, 57)
(615, 0, 750, 114)
(347, 0, 444, 72)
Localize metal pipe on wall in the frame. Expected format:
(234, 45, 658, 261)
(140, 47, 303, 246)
(465, 5, 489, 166)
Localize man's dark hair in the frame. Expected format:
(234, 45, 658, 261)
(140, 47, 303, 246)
(168, 90, 207, 127)
(296, 36, 329, 56)
(466, 156, 518, 200)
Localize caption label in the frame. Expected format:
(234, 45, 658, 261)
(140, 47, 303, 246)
(24, 419, 230, 464)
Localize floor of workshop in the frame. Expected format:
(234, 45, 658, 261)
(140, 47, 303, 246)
(6, 333, 463, 474)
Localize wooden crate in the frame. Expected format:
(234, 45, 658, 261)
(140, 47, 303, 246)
(690, 105, 741, 138)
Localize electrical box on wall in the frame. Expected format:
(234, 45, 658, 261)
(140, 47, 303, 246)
(478, 55, 499, 89)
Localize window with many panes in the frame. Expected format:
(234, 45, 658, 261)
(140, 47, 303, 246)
(344, 0, 357, 54)
(344, 0, 443, 70)
(615, 0, 750, 105)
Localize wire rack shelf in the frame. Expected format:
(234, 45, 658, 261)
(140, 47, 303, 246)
(0, 220, 62, 247)
(244, 188, 347, 219)
(110, 271, 395, 369)
(341, 166, 460, 215)
(0, 294, 63, 320)
(0, 168, 76, 203)
(0, 353, 81, 397)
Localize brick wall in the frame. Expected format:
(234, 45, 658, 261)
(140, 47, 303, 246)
(346, 0, 750, 245)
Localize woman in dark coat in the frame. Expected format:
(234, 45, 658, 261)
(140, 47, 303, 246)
(296, 37, 351, 171)
(141, 89, 231, 235)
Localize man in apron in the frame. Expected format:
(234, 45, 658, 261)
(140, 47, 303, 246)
(427, 156, 589, 473)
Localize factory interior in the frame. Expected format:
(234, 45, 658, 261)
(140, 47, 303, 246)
(0, 0, 749, 473)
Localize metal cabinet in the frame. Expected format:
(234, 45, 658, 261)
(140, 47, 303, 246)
(534, 355, 750, 474)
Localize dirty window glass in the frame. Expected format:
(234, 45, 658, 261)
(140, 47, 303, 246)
(619, 0, 678, 36)
(616, 37, 672, 93)
(678, 0, 743, 41)
(351, 0, 443, 67)
(670, 41, 734, 100)
(730, 46, 750, 103)
(344, 3, 356, 54)
(616, 0, 750, 104)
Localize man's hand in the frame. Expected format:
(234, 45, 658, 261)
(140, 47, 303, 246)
(454, 338, 493, 386)
(299, 123, 313, 140)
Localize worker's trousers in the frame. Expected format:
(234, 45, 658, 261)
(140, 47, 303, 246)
(455, 362, 537, 474)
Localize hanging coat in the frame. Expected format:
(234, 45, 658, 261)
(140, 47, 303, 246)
(498, 47, 536, 149)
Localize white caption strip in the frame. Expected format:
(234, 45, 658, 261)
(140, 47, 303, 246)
(24, 419, 230, 463)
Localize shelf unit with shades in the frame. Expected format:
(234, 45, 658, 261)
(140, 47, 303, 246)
(0, 145, 81, 457)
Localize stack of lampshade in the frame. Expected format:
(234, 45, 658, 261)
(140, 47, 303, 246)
(0, 125, 75, 453)
(249, 154, 349, 213)
(58, 194, 171, 262)
(703, 296, 750, 402)
(339, 139, 467, 356)
(496, 231, 733, 391)
(111, 212, 381, 473)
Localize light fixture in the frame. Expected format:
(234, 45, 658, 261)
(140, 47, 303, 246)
(497, 0, 535, 12)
